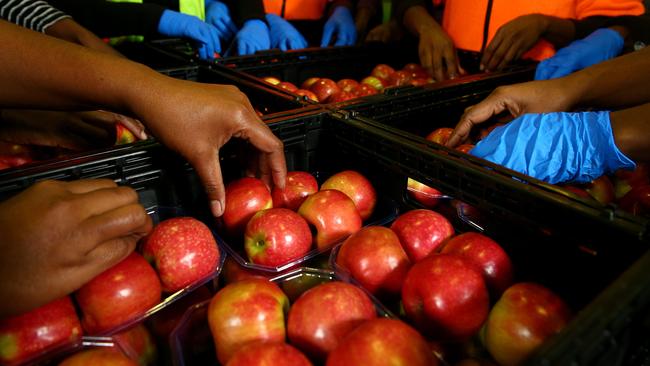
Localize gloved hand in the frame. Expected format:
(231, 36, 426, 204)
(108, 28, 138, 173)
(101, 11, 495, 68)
(232, 19, 270, 55)
(157, 9, 221, 60)
(266, 13, 307, 51)
(321, 6, 357, 47)
(205, 0, 238, 40)
(535, 28, 624, 80)
(470, 111, 635, 183)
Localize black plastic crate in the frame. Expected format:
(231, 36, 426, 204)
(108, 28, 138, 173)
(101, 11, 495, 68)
(115, 41, 199, 80)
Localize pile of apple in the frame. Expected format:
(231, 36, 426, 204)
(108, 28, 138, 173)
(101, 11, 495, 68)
(334, 209, 572, 365)
(0, 216, 220, 365)
(261, 63, 434, 103)
(221, 170, 377, 268)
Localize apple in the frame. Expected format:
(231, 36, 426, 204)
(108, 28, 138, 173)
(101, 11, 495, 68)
(279, 272, 330, 302)
(618, 184, 650, 215)
(148, 286, 212, 342)
(337, 79, 359, 93)
(294, 89, 319, 102)
(0, 155, 32, 168)
(440, 232, 513, 296)
(584, 175, 615, 205)
(223, 177, 273, 236)
(614, 163, 649, 199)
(356, 84, 379, 97)
(360, 76, 385, 91)
(456, 144, 475, 154)
(76, 252, 162, 334)
(0, 297, 82, 365)
(143, 217, 220, 292)
(371, 64, 396, 80)
(321, 170, 377, 221)
(262, 76, 281, 85)
(403, 63, 425, 73)
(277, 81, 298, 93)
(390, 209, 454, 262)
(288, 281, 376, 359)
(426, 127, 454, 145)
(208, 278, 289, 364)
(271, 171, 318, 210)
(59, 348, 138, 366)
(402, 253, 489, 342)
(562, 185, 594, 200)
(244, 208, 312, 267)
(113, 325, 157, 366)
(0, 161, 10, 170)
(301, 77, 321, 90)
(226, 342, 312, 366)
(410, 78, 431, 86)
(115, 123, 136, 145)
(387, 70, 413, 87)
(483, 283, 571, 366)
(327, 91, 355, 103)
(326, 318, 437, 366)
(298, 189, 362, 250)
(407, 178, 443, 208)
(309, 78, 340, 103)
(221, 257, 272, 284)
(335, 226, 411, 296)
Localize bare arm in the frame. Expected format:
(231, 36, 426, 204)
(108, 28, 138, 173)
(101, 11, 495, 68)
(611, 102, 650, 161)
(45, 18, 122, 57)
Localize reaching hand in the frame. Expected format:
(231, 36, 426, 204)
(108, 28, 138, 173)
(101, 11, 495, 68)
(481, 14, 548, 72)
(266, 14, 308, 51)
(321, 6, 357, 47)
(417, 25, 461, 81)
(205, 0, 238, 41)
(157, 10, 221, 60)
(232, 19, 271, 55)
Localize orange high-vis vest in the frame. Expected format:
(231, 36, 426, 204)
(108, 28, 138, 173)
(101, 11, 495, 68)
(434, 0, 645, 60)
(263, 0, 328, 20)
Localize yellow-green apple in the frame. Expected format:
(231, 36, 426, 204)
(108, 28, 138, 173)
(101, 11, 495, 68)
(360, 76, 385, 91)
(208, 278, 289, 364)
(223, 177, 273, 236)
(59, 348, 138, 366)
(455, 144, 475, 154)
(309, 79, 340, 103)
(584, 175, 615, 205)
(321, 170, 377, 220)
(226, 342, 312, 366)
(76, 253, 162, 334)
(115, 123, 137, 145)
(295, 89, 319, 102)
(356, 84, 379, 96)
(402, 253, 489, 342)
(301, 77, 321, 90)
(287, 282, 377, 359)
(0, 297, 82, 365)
(244, 208, 312, 266)
(371, 64, 396, 80)
(262, 77, 281, 85)
(298, 190, 362, 250)
(335, 226, 411, 296)
(271, 171, 318, 210)
(390, 209, 454, 262)
(326, 318, 437, 366)
(337, 79, 359, 93)
(143, 217, 220, 292)
(407, 178, 443, 208)
(483, 283, 571, 366)
(277, 81, 298, 93)
(113, 324, 157, 366)
(614, 163, 649, 199)
(619, 184, 650, 215)
(440, 232, 513, 296)
(426, 127, 454, 145)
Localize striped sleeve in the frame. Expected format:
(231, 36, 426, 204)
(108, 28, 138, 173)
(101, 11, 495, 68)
(0, 0, 71, 33)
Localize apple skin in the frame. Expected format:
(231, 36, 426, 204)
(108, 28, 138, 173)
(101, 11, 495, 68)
(327, 91, 355, 103)
(456, 144, 475, 154)
(59, 348, 138, 366)
(223, 177, 273, 236)
(143, 217, 220, 292)
(356, 84, 379, 96)
(584, 175, 615, 205)
(410, 78, 431, 86)
(426, 127, 454, 145)
(76, 252, 162, 334)
(262, 76, 281, 85)
(360, 76, 386, 91)
(298, 189, 363, 250)
(335, 226, 411, 296)
(113, 324, 157, 366)
(244, 208, 313, 266)
(309, 79, 340, 103)
(337, 79, 359, 93)
(288, 282, 377, 359)
(301, 77, 321, 90)
(614, 163, 649, 199)
(326, 318, 437, 366)
(115, 123, 136, 145)
(147, 286, 212, 343)
(618, 184, 650, 215)
(221, 257, 272, 284)
(208, 278, 289, 365)
(294, 89, 320, 102)
(390, 209, 454, 262)
(440, 232, 513, 297)
(321, 170, 377, 221)
(402, 253, 489, 342)
(407, 178, 443, 208)
(562, 185, 594, 200)
(484, 283, 571, 366)
(403, 63, 425, 73)
(0, 296, 82, 365)
(371, 64, 396, 80)
(277, 81, 298, 93)
(387, 70, 413, 87)
(226, 342, 312, 366)
(271, 171, 318, 211)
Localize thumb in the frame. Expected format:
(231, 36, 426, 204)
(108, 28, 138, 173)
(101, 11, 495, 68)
(447, 94, 508, 147)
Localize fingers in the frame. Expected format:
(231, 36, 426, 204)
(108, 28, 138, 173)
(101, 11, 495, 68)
(82, 203, 151, 259)
(208, 27, 222, 55)
(481, 32, 505, 71)
(190, 149, 226, 217)
(198, 42, 211, 60)
(64, 179, 118, 194)
(257, 153, 272, 189)
(447, 93, 508, 147)
(73, 185, 140, 218)
(87, 111, 147, 140)
(321, 23, 334, 47)
(419, 43, 435, 80)
(238, 41, 252, 56)
(245, 123, 286, 189)
(495, 43, 521, 71)
(442, 48, 460, 79)
(224, 19, 238, 38)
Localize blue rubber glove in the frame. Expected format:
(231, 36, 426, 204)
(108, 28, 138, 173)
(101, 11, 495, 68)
(232, 19, 271, 55)
(535, 28, 624, 80)
(158, 10, 221, 60)
(266, 13, 308, 51)
(205, 0, 238, 40)
(321, 6, 357, 47)
(470, 111, 635, 184)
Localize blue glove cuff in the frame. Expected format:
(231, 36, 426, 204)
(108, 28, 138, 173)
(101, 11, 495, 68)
(587, 28, 624, 58)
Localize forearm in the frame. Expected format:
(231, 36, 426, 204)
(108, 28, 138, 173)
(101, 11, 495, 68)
(403, 5, 442, 38)
(44, 18, 122, 57)
(610, 102, 650, 161)
(539, 15, 576, 47)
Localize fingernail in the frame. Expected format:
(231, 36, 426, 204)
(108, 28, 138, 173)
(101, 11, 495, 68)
(210, 200, 224, 217)
(139, 130, 147, 140)
(479, 64, 485, 71)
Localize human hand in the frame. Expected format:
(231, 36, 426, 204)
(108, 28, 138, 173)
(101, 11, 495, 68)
(205, 0, 238, 41)
(232, 19, 271, 55)
(157, 10, 221, 60)
(481, 14, 548, 72)
(0, 179, 151, 317)
(469, 111, 635, 183)
(535, 28, 624, 80)
(365, 19, 405, 43)
(321, 6, 357, 47)
(266, 14, 307, 51)
(418, 25, 461, 81)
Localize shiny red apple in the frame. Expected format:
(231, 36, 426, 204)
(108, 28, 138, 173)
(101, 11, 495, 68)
(360, 76, 385, 91)
(410, 78, 431, 86)
(426, 127, 454, 145)
(271, 171, 318, 210)
(277, 81, 298, 93)
(387, 70, 413, 87)
(295, 89, 319, 102)
(328, 91, 355, 103)
(301, 77, 321, 90)
(113, 324, 157, 366)
(371, 64, 396, 80)
(337, 79, 359, 93)
(356, 84, 379, 97)
(309, 78, 340, 103)
(226, 342, 312, 366)
(321, 170, 377, 220)
(59, 348, 138, 366)
(407, 178, 443, 208)
(223, 177, 273, 236)
(456, 144, 475, 154)
(390, 209, 454, 262)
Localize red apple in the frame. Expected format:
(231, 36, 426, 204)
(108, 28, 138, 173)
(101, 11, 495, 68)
(143, 217, 220, 292)
(223, 177, 273, 236)
(288, 282, 376, 359)
(337, 79, 359, 93)
(0, 155, 32, 168)
(403, 63, 425, 73)
(321, 170, 377, 221)
(390, 209, 454, 262)
(356, 84, 379, 97)
(226, 342, 312, 366)
(456, 144, 475, 154)
(440, 232, 513, 296)
(271, 171, 318, 210)
(619, 184, 650, 215)
(584, 175, 615, 205)
(371, 64, 396, 80)
(262, 76, 281, 85)
(208, 278, 289, 364)
(410, 78, 431, 86)
(387, 70, 413, 87)
(426, 127, 454, 145)
(244, 208, 312, 266)
(402, 253, 489, 342)
(309, 78, 340, 103)
(562, 185, 593, 200)
(298, 189, 362, 250)
(76, 252, 162, 334)
(113, 325, 157, 366)
(614, 163, 650, 199)
(326, 318, 437, 366)
(301, 77, 321, 90)
(294, 89, 319, 102)
(335, 226, 411, 296)
(0, 297, 82, 365)
(327, 91, 355, 103)
(0, 161, 10, 170)
(115, 123, 136, 145)
(360, 76, 385, 91)
(59, 348, 138, 366)
(276, 81, 298, 92)
(407, 178, 443, 208)
(483, 283, 571, 366)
